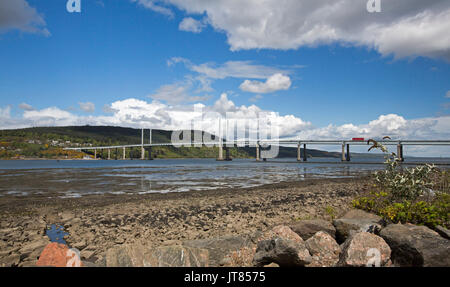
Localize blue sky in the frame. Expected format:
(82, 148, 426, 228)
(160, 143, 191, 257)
(0, 0, 450, 155)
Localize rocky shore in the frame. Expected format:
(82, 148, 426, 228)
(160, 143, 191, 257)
(0, 176, 448, 267)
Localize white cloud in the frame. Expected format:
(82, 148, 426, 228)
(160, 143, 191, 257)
(79, 102, 95, 113)
(2, 97, 450, 156)
(240, 73, 291, 94)
(0, 0, 50, 36)
(446, 90, 450, 98)
(179, 17, 205, 33)
(131, 0, 174, 18)
(148, 0, 450, 61)
(188, 60, 288, 80)
(150, 78, 211, 104)
(18, 103, 34, 111)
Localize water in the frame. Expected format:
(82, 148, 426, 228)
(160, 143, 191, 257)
(0, 157, 448, 198)
(46, 224, 69, 244)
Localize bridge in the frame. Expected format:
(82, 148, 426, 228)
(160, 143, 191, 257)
(63, 129, 450, 162)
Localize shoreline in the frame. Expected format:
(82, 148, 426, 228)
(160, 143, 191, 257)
(0, 176, 372, 266)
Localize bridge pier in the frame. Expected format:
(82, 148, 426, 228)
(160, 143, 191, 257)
(141, 146, 145, 160)
(123, 147, 126, 160)
(297, 143, 301, 161)
(341, 143, 346, 161)
(224, 147, 232, 161)
(302, 144, 307, 161)
(94, 149, 97, 160)
(256, 144, 260, 161)
(397, 144, 404, 162)
(108, 149, 111, 160)
(217, 144, 224, 161)
(346, 144, 350, 161)
(148, 147, 153, 160)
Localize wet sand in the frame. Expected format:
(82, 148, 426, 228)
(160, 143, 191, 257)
(0, 176, 372, 266)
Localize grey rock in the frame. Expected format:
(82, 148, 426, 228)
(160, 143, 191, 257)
(338, 232, 391, 267)
(0, 254, 20, 267)
(105, 244, 209, 267)
(341, 209, 382, 221)
(289, 219, 336, 240)
(305, 231, 341, 267)
(434, 226, 450, 240)
(380, 223, 450, 267)
(333, 218, 382, 244)
(253, 238, 312, 267)
(183, 235, 256, 266)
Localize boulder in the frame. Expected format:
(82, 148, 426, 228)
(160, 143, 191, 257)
(105, 244, 209, 267)
(36, 242, 83, 267)
(0, 254, 20, 267)
(435, 226, 450, 240)
(183, 234, 256, 266)
(146, 245, 209, 267)
(289, 219, 336, 240)
(338, 232, 391, 267)
(341, 209, 382, 221)
(218, 226, 299, 267)
(305, 231, 341, 267)
(19, 237, 51, 262)
(379, 223, 450, 267)
(259, 225, 304, 243)
(253, 238, 312, 267)
(333, 218, 382, 244)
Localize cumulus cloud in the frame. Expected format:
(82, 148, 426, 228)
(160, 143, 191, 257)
(0, 0, 50, 36)
(179, 17, 205, 33)
(144, 0, 450, 60)
(79, 102, 95, 113)
(240, 73, 291, 94)
(2, 96, 450, 155)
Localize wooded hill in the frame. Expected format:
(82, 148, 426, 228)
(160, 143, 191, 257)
(0, 126, 341, 159)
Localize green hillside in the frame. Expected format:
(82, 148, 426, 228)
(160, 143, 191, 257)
(0, 126, 340, 159)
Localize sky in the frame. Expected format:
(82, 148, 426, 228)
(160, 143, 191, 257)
(0, 0, 450, 156)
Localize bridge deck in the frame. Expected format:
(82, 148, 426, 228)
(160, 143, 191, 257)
(63, 140, 450, 151)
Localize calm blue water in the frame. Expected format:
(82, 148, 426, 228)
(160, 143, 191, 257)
(0, 157, 448, 198)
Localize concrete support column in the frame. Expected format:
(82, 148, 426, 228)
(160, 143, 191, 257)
(225, 147, 232, 161)
(123, 147, 126, 160)
(397, 144, 404, 162)
(94, 149, 97, 159)
(256, 144, 260, 161)
(108, 149, 111, 160)
(341, 143, 346, 161)
(302, 144, 307, 161)
(297, 143, 301, 161)
(141, 146, 145, 160)
(217, 143, 224, 161)
(346, 144, 350, 161)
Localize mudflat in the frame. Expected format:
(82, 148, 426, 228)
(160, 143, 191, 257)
(0, 176, 371, 266)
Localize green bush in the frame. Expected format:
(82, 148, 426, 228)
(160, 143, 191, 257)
(352, 138, 450, 229)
